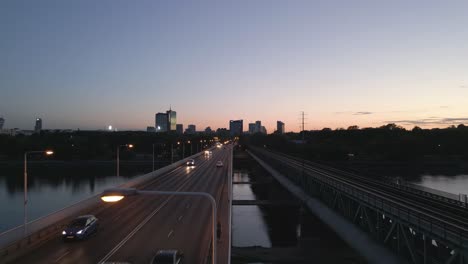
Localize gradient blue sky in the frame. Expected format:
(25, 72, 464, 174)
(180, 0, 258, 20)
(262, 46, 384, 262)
(1, 0, 467, 132)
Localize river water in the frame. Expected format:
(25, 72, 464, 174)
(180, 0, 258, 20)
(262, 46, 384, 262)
(0, 162, 156, 232)
(411, 174, 468, 195)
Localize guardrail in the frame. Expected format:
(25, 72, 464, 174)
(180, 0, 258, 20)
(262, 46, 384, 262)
(0, 150, 208, 262)
(249, 147, 468, 252)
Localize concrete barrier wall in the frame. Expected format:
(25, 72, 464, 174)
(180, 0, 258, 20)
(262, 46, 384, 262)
(0, 151, 206, 258)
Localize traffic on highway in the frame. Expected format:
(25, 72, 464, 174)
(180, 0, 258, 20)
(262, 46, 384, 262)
(8, 146, 232, 264)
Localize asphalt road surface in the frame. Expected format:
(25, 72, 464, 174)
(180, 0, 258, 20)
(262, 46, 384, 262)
(11, 146, 231, 264)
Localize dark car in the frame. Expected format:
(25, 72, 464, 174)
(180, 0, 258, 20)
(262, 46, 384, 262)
(186, 159, 195, 166)
(62, 215, 98, 241)
(151, 250, 183, 264)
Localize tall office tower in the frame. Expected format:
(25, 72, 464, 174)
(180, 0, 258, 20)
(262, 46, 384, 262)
(176, 124, 183, 135)
(0, 117, 4, 130)
(34, 118, 42, 133)
(166, 108, 177, 131)
(155, 113, 168, 132)
(248, 123, 255, 134)
(229, 120, 243, 136)
(255, 121, 261, 133)
(277, 121, 285, 134)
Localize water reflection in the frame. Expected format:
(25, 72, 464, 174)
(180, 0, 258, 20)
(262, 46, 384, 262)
(412, 174, 468, 195)
(0, 162, 160, 232)
(232, 172, 271, 247)
(232, 171, 301, 247)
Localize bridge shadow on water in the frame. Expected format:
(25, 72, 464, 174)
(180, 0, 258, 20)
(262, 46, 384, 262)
(232, 148, 366, 263)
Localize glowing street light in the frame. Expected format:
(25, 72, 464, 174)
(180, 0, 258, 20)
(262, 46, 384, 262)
(23, 150, 54, 236)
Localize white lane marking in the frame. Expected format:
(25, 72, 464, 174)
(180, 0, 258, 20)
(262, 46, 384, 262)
(97, 198, 171, 264)
(178, 215, 183, 222)
(99, 151, 216, 263)
(54, 251, 69, 263)
(167, 230, 174, 238)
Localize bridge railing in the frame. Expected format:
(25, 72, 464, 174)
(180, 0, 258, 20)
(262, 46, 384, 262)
(249, 147, 468, 252)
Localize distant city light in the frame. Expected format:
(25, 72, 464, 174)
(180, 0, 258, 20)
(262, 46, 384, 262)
(108, 125, 113, 131)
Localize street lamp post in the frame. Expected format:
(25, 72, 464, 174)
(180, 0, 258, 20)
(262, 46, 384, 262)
(188, 140, 192, 156)
(100, 188, 217, 264)
(117, 144, 133, 177)
(152, 144, 155, 171)
(182, 142, 185, 159)
(23, 150, 54, 236)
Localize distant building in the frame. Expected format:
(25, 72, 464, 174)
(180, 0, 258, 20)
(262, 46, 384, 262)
(261, 126, 267, 134)
(216, 128, 229, 137)
(34, 118, 42, 133)
(277, 121, 285, 134)
(166, 108, 177, 131)
(229, 120, 243, 136)
(0, 117, 4, 130)
(255, 121, 262, 133)
(248, 123, 255, 134)
(176, 124, 183, 134)
(147, 126, 156, 132)
(205, 127, 213, 134)
(155, 113, 168, 132)
(186, 124, 196, 134)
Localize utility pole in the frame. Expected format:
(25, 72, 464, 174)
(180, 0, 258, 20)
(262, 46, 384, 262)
(300, 111, 306, 141)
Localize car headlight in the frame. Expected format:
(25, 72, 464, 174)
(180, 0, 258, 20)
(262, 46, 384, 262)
(62, 231, 66, 235)
(76, 230, 83, 235)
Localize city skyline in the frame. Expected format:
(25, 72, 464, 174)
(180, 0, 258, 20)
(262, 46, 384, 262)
(1, 1, 468, 132)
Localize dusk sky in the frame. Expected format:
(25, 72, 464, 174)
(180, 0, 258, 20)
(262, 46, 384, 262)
(1, 1, 468, 132)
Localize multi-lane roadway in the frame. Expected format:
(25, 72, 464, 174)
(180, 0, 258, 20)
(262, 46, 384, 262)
(11, 146, 232, 264)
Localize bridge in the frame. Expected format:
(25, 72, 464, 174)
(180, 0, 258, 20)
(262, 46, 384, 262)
(2, 143, 468, 264)
(248, 146, 468, 264)
(0, 146, 233, 264)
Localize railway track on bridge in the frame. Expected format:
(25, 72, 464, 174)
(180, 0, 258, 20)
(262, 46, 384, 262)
(268, 150, 468, 228)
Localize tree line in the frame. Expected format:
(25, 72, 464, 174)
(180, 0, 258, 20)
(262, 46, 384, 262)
(0, 131, 224, 161)
(242, 123, 468, 162)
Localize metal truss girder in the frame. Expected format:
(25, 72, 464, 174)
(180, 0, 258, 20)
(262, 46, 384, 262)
(353, 204, 362, 223)
(444, 249, 458, 264)
(399, 223, 418, 264)
(384, 222, 397, 244)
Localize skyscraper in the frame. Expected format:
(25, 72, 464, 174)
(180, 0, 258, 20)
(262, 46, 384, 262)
(277, 121, 285, 134)
(176, 124, 183, 134)
(34, 118, 42, 133)
(166, 108, 177, 131)
(0, 117, 4, 130)
(255, 121, 261, 133)
(155, 113, 168, 132)
(248, 123, 255, 134)
(229, 120, 243, 136)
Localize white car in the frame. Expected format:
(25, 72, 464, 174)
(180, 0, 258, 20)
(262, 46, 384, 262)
(216, 161, 223, 167)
